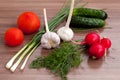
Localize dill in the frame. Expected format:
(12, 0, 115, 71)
(29, 42, 83, 80)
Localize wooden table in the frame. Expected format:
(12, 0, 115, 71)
(0, 0, 120, 80)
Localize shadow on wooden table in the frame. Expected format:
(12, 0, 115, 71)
(87, 57, 103, 69)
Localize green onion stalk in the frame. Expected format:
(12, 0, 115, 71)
(5, 0, 82, 72)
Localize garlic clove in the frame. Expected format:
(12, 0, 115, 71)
(57, 27, 74, 41)
(41, 32, 60, 49)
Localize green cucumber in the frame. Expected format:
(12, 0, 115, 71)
(70, 16, 105, 28)
(73, 7, 108, 20)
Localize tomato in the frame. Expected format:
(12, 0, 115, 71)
(4, 28, 24, 46)
(17, 12, 40, 34)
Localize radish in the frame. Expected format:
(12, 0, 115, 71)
(71, 32, 112, 59)
(100, 37, 112, 49)
(84, 32, 100, 46)
(88, 43, 105, 59)
(71, 32, 100, 46)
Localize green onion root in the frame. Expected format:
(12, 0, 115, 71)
(5, 43, 29, 69)
(10, 42, 36, 72)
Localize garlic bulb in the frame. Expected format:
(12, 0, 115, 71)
(41, 32, 60, 49)
(41, 8, 60, 49)
(57, 0, 74, 41)
(57, 27, 73, 41)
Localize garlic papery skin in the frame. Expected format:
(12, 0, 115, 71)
(41, 32, 60, 49)
(40, 8, 60, 49)
(57, 0, 74, 41)
(57, 27, 74, 41)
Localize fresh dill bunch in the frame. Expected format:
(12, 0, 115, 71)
(29, 42, 83, 80)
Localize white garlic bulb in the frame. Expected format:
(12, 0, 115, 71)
(41, 8, 60, 49)
(57, 27, 73, 41)
(41, 32, 60, 49)
(57, 0, 74, 41)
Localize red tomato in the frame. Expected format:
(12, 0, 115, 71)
(17, 12, 40, 34)
(4, 28, 24, 46)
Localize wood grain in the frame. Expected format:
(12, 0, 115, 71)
(0, 0, 120, 80)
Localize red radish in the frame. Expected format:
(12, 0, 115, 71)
(17, 12, 40, 34)
(84, 32, 100, 46)
(101, 37, 112, 49)
(88, 43, 105, 59)
(4, 28, 24, 47)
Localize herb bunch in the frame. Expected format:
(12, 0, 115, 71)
(30, 42, 83, 80)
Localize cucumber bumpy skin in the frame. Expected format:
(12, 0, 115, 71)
(73, 8, 108, 20)
(70, 16, 105, 28)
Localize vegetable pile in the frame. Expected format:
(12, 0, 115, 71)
(4, 11, 41, 47)
(4, 0, 112, 80)
(73, 32, 112, 59)
(5, 2, 70, 72)
(86, 33, 111, 59)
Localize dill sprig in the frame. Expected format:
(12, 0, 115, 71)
(29, 42, 83, 80)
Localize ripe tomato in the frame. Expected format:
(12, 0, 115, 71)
(4, 28, 24, 46)
(17, 12, 40, 34)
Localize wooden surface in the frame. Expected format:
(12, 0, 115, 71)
(0, 0, 120, 80)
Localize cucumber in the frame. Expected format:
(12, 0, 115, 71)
(73, 7, 108, 20)
(70, 16, 105, 28)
